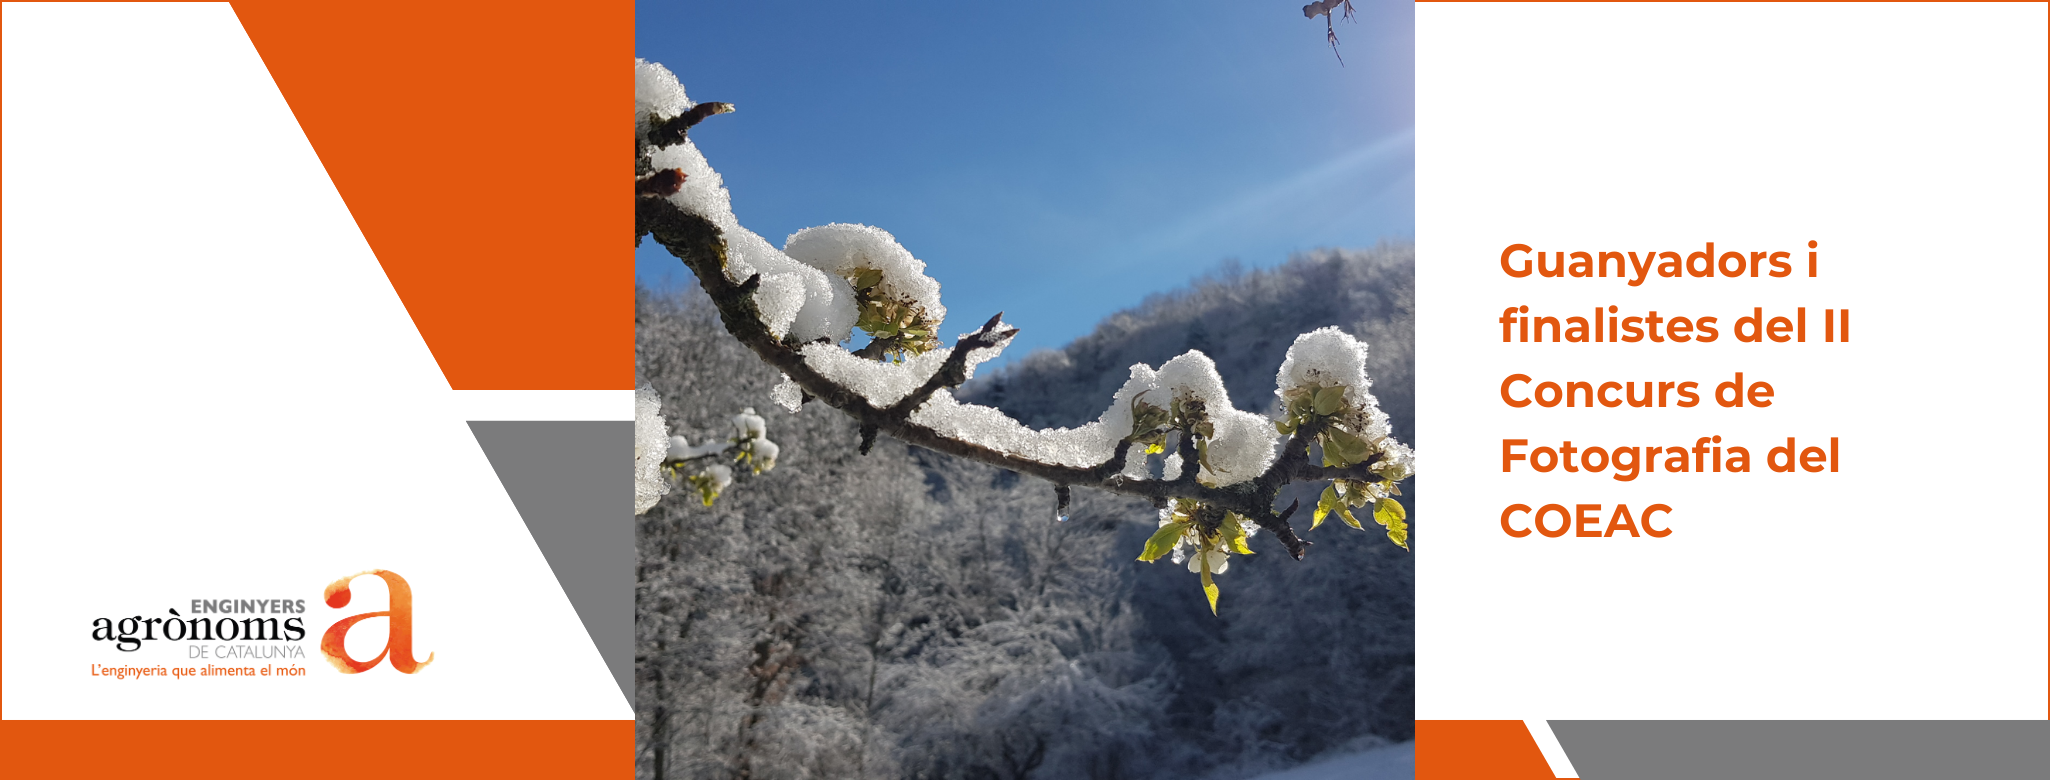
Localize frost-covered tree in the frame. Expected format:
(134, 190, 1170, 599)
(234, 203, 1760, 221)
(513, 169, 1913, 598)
(955, 247, 1420, 774)
(633, 59, 1413, 615)
(636, 291, 1172, 780)
(637, 249, 1418, 778)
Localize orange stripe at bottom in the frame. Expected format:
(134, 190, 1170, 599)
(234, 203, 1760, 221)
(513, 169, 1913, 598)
(0, 720, 631, 777)
(1418, 719, 1561, 779)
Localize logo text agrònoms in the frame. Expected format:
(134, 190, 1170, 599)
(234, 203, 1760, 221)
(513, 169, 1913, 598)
(91, 599, 308, 652)
(88, 569, 433, 674)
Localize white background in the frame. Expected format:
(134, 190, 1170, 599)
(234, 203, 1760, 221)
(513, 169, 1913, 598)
(1418, 3, 2049, 719)
(3, 3, 628, 718)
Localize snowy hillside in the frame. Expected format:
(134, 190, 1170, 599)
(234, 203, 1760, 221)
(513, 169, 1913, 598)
(636, 246, 1415, 779)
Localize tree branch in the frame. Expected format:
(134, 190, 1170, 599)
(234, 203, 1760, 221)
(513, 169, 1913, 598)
(633, 112, 1398, 562)
(882, 311, 1017, 419)
(642, 196, 1330, 555)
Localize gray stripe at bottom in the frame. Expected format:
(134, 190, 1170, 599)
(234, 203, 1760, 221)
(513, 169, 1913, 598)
(1551, 720, 2049, 780)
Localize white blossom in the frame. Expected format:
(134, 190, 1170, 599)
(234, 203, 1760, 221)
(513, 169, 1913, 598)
(1376, 439, 1416, 480)
(732, 407, 767, 440)
(702, 463, 734, 491)
(751, 438, 780, 470)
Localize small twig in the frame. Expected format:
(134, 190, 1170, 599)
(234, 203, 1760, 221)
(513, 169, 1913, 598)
(884, 311, 1018, 418)
(672, 448, 735, 467)
(852, 340, 893, 360)
(636, 169, 687, 198)
(644, 102, 734, 148)
(1304, 0, 1354, 65)
(1255, 500, 1310, 560)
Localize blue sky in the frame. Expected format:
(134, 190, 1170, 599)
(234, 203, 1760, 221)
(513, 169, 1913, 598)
(636, 0, 1413, 366)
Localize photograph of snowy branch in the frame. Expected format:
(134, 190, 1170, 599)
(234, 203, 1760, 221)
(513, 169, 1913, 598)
(631, 3, 1415, 779)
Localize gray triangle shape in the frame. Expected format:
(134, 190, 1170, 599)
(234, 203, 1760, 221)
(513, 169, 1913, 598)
(468, 420, 632, 707)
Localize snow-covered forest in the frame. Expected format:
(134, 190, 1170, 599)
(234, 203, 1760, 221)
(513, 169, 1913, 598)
(635, 247, 1415, 780)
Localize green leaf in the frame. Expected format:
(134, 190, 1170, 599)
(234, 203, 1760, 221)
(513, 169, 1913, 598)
(1128, 396, 1171, 441)
(1321, 427, 1373, 467)
(1372, 498, 1409, 548)
(852, 268, 884, 291)
(1313, 484, 1338, 530)
(1138, 522, 1189, 562)
(1222, 514, 1255, 555)
(1342, 430, 1376, 461)
(1200, 566, 1219, 615)
(1313, 385, 1345, 416)
(1275, 419, 1295, 435)
(1380, 504, 1410, 549)
(687, 473, 722, 507)
(1338, 504, 1362, 530)
(1374, 497, 1406, 526)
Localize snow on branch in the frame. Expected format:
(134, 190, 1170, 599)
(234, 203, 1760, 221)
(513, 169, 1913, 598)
(632, 59, 1415, 614)
(635, 384, 781, 512)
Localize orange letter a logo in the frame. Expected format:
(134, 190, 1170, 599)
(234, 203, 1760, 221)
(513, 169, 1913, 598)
(321, 569, 434, 674)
